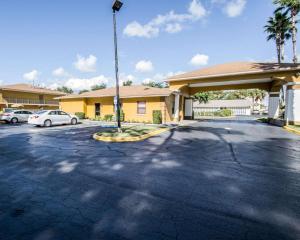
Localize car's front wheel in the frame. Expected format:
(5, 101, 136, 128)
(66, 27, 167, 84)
(44, 119, 52, 127)
(71, 118, 77, 125)
(10, 118, 18, 124)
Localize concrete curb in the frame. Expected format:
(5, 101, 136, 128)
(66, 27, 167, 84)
(283, 126, 300, 135)
(93, 127, 170, 142)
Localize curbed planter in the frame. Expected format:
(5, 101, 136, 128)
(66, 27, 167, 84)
(93, 128, 170, 142)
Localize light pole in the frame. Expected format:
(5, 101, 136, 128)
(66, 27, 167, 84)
(112, 0, 123, 132)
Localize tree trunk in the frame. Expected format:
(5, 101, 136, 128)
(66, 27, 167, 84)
(281, 43, 285, 62)
(276, 37, 282, 64)
(291, 9, 297, 64)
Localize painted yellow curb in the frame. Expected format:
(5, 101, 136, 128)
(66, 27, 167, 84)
(284, 126, 300, 135)
(93, 128, 170, 142)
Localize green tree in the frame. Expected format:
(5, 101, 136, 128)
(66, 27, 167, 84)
(264, 11, 292, 63)
(91, 83, 107, 91)
(194, 90, 267, 102)
(79, 89, 89, 94)
(274, 0, 300, 63)
(122, 80, 133, 86)
(246, 89, 267, 103)
(194, 92, 211, 104)
(56, 86, 73, 94)
(143, 81, 164, 88)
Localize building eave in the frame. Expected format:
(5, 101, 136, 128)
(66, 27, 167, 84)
(167, 68, 300, 82)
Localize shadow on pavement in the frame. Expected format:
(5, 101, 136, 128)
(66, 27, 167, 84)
(0, 122, 299, 240)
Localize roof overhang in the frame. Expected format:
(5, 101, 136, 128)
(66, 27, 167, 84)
(189, 78, 272, 88)
(0, 87, 65, 96)
(56, 93, 173, 100)
(168, 68, 300, 82)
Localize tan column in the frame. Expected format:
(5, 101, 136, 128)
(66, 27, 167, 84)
(174, 93, 180, 122)
(268, 92, 280, 119)
(285, 83, 300, 125)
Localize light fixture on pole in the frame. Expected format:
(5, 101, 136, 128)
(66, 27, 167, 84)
(112, 0, 123, 132)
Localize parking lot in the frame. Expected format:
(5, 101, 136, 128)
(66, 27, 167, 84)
(0, 120, 300, 240)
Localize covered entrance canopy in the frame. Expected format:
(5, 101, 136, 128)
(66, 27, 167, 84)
(167, 62, 300, 124)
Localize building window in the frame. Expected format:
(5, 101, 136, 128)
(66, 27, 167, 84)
(95, 103, 101, 116)
(137, 101, 146, 114)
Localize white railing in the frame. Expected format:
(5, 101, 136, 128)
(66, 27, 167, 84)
(5, 98, 59, 105)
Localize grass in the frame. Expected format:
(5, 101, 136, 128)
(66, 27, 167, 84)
(95, 125, 166, 138)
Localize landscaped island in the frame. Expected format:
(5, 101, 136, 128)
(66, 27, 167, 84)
(93, 125, 169, 142)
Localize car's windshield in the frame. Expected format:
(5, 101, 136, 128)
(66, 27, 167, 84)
(36, 110, 48, 115)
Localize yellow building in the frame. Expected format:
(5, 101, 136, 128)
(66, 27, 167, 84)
(167, 62, 300, 124)
(0, 83, 65, 112)
(57, 86, 176, 123)
(57, 62, 300, 125)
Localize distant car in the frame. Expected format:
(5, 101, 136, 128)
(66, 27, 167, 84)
(28, 110, 79, 127)
(0, 109, 33, 123)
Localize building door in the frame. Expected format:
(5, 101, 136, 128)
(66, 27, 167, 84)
(95, 103, 101, 117)
(184, 98, 193, 120)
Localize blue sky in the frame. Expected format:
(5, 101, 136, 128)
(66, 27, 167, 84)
(0, 0, 297, 91)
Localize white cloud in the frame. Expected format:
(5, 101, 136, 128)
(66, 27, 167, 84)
(48, 83, 61, 90)
(65, 75, 109, 91)
(190, 54, 209, 66)
(165, 23, 183, 34)
(119, 73, 135, 85)
(123, 0, 207, 38)
(142, 71, 185, 85)
(142, 78, 154, 85)
(224, 0, 246, 17)
(135, 60, 154, 72)
(0, 80, 3, 86)
(153, 71, 186, 81)
(124, 22, 159, 38)
(188, 0, 207, 19)
(23, 70, 39, 81)
(52, 67, 70, 77)
(74, 55, 97, 73)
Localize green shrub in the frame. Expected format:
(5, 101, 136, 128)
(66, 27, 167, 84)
(120, 110, 125, 122)
(153, 110, 162, 124)
(75, 112, 85, 119)
(103, 114, 114, 122)
(195, 111, 214, 117)
(214, 109, 232, 117)
(114, 110, 125, 122)
(94, 116, 102, 121)
(257, 118, 269, 123)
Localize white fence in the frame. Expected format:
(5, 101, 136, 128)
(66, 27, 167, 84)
(194, 107, 251, 119)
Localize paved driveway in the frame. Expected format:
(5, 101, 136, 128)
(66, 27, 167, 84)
(0, 120, 300, 240)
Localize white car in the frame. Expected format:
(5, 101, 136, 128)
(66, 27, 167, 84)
(0, 109, 33, 123)
(28, 110, 79, 127)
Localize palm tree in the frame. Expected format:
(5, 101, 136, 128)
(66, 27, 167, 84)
(274, 0, 300, 63)
(264, 12, 292, 63)
(280, 15, 292, 61)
